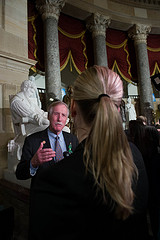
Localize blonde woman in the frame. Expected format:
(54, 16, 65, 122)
(29, 66, 149, 240)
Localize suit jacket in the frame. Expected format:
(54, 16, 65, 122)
(15, 128, 79, 184)
(29, 141, 149, 240)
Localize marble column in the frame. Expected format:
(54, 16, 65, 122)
(128, 24, 154, 123)
(36, 0, 65, 103)
(86, 13, 110, 67)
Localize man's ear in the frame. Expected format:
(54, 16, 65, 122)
(70, 99, 77, 118)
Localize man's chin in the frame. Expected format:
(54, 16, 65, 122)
(55, 126, 63, 132)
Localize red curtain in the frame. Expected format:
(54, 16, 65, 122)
(106, 28, 134, 83)
(58, 14, 88, 74)
(28, 1, 44, 71)
(147, 34, 160, 76)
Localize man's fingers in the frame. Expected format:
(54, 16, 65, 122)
(40, 148, 54, 153)
(41, 157, 54, 162)
(37, 149, 56, 162)
(39, 152, 55, 158)
(38, 141, 46, 151)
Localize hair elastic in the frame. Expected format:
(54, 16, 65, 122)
(98, 94, 110, 101)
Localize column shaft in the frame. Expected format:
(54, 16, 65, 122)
(128, 24, 153, 123)
(135, 42, 153, 108)
(93, 35, 108, 66)
(86, 13, 110, 67)
(36, 0, 65, 104)
(44, 17, 61, 100)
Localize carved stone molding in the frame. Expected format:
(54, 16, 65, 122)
(128, 24, 151, 44)
(0, 51, 36, 74)
(111, 0, 160, 10)
(36, 0, 65, 21)
(86, 12, 111, 38)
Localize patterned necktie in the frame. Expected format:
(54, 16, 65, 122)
(55, 136, 63, 162)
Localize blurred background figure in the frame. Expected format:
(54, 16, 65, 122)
(137, 115, 147, 125)
(125, 97, 137, 129)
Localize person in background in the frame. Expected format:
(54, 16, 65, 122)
(29, 66, 149, 240)
(15, 100, 79, 185)
(128, 120, 160, 240)
(155, 122, 160, 133)
(127, 120, 146, 149)
(120, 99, 126, 130)
(143, 126, 160, 240)
(137, 115, 147, 125)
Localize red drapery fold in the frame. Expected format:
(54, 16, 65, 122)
(28, 1, 44, 71)
(58, 13, 88, 74)
(147, 34, 160, 76)
(106, 28, 134, 83)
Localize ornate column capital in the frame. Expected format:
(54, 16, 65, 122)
(128, 24, 151, 44)
(36, 0, 65, 21)
(86, 12, 111, 38)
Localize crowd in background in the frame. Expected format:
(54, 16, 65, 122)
(126, 116, 160, 240)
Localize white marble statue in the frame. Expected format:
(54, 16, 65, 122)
(28, 75, 42, 108)
(9, 78, 49, 160)
(125, 97, 137, 124)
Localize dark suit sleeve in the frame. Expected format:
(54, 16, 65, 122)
(15, 136, 38, 180)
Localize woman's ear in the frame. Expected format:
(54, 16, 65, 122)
(70, 99, 77, 118)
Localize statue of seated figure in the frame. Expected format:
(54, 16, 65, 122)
(9, 77, 49, 160)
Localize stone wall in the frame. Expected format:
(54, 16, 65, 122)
(0, 0, 36, 178)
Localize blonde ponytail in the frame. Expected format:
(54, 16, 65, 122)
(73, 66, 138, 220)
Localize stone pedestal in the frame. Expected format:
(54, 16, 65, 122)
(3, 150, 31, 189)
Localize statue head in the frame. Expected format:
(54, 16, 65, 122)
(28, 75, 35, 82)
(20, 80, 36, 98)
(127, 97, 131, 104)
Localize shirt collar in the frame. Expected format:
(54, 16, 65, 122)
(48, 128, 63, 141)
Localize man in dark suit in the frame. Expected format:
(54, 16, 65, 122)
(15, 101, 78, 186)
